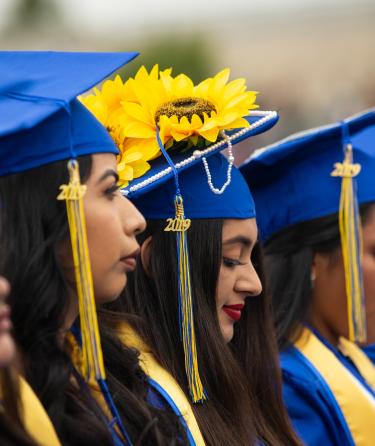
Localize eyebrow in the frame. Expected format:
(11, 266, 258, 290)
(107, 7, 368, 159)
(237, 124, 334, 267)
(222, 235, 254, 247)
(96, 169, 119, 185)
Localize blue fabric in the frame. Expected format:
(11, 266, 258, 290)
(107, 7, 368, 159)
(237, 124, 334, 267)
(362, 344, 375, 365)
(132, 153, 255, 220)
(0, 51, 138, 175)
(240, 109, 375, 241)
(123, 112, 278, 220)
(147, 378, 196, 446)
(281, 347, 355, 446)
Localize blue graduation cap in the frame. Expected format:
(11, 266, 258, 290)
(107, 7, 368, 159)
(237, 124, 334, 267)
(240, 108, 375, 343)
(0, 51, 139, 445)
(0, 51, 138, 175)
(123, 111, 279, 220)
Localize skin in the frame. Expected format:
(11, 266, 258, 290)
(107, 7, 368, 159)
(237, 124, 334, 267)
(217, 218, 262, 343)
(310, 205, 375, 346)
(140, 218, 262, 344)
(0, 277, 15, 367)
(63, 153, 146, 330)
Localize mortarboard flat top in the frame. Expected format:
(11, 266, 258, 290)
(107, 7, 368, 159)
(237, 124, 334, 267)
(0, 51, 138, 175)
(240, 108, 375, 241)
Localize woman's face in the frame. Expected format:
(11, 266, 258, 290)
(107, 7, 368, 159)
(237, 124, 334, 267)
(312, 205, 375, 344)
(0, 277, 15, 367)
(82, 153, 146, 304)
(216, 218, 262, 343)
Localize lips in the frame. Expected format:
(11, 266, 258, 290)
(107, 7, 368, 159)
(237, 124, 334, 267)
(120, 248, 140, 272)
(222, 303, 245, 322)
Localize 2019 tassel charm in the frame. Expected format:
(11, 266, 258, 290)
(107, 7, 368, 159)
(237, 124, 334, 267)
(331, 142, 367, 343)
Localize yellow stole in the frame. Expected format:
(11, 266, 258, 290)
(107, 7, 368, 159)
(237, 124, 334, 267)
(295, 328, 375, 445)
(117, 323, 206, 446)
(19, 376, 61, 446)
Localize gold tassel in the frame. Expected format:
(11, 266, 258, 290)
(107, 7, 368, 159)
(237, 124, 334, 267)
(331, 143, 367, 343)
(165, 195, 206, 403)
(57, 160, 106, 381)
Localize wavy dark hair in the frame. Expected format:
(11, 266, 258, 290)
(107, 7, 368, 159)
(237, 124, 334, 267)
(0, 368, 38, 446)
(0, 156, 185, 446)
(109, 219, 301, 446)
(264, 203, 375, 351)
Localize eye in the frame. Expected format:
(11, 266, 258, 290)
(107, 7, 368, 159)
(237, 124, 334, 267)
(104, 182, 120, 199)
(222, 257, 241, 268)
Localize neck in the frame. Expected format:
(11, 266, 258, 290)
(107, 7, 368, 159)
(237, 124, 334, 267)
(307, 312, 340, 347)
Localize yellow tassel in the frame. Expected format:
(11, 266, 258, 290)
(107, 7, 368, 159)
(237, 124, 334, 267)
(165, 196, 206, 403)
(57, 160, 106, 381)
(331, 143, 367, 343)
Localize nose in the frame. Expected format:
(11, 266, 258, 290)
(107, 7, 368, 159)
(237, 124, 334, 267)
(235, 262, 262, 297)
(122, 197, 146, 237)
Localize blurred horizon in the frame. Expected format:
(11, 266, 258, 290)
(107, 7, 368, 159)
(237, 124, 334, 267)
(1, 0, 374, 160)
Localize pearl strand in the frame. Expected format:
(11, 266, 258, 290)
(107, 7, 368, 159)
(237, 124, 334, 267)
(201, 131, 233, 195)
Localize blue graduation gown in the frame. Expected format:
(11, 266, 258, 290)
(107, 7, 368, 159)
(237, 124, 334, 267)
(362, 344, 375, 365)
(281, 332, 375, 446)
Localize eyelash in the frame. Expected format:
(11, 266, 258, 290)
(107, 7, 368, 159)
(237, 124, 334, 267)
(222, 257, 242, 268)
(104, 183, 120, 198)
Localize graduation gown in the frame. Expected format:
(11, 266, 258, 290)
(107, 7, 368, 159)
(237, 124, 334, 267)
(281, 327, 375, 446)
(362, 344, 375, 365)
(117, 323, 205, 446)
(19, 375, 61, 446)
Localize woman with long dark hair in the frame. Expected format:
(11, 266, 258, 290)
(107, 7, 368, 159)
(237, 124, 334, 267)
(89, 65, 302, 445)
(0, 52, 186, 445)
(241, 110, 375, 445)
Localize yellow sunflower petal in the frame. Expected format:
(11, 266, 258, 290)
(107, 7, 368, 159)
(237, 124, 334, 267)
(199, 127, 220, 142)
(132, 160, 151, 178)
(118, 164, 134, 181)
(122, 120, 156, 139)
(122, 102, 152, 125)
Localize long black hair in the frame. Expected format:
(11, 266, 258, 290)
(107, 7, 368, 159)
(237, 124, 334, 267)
(264, 202, 375, 351)
(0, 156, 184, 445)
(110, 218, 301, 446)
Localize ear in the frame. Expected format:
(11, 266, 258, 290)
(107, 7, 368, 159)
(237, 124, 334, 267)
(140, 235, 153, 277)
(312, 252, 330, 282)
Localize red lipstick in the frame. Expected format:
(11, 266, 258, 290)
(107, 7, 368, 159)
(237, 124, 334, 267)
(222, 303, 245, 322)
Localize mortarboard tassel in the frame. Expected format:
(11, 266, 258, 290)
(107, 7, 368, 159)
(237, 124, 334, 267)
(58, 160, 133, 445)
(156, 130, 207, 403)
(331, 124, 367, 343)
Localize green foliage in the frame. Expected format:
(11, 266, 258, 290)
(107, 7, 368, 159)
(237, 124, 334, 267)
(118, 34, 214, 84)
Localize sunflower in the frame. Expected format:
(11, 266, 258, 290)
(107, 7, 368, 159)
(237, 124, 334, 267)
(81, 65, 258, 185)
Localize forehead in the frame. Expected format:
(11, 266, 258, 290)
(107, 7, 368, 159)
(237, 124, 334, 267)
(222, 218, 258, 241)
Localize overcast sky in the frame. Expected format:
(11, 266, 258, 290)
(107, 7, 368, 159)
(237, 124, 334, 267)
(1, 0, 373, 35)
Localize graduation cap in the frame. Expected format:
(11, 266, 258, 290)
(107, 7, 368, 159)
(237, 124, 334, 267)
(0, 51, 139, 445)
(82, 64, 279, 403)
(241, 108, 375, 343)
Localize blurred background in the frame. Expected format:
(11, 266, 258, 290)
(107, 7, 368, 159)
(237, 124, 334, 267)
(1, 0, 374, 160)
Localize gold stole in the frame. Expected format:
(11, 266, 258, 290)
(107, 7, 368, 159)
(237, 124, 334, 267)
(295, 328, 375, 445)
(117, 323, 206, 446)
(19, 376, 61, 446)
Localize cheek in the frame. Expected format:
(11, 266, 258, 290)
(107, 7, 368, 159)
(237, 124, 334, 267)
(84, 206, 125, 303)
(216, 266, 232, 309)
(0, 333, 15, 367)
(362, 254, 375, 315)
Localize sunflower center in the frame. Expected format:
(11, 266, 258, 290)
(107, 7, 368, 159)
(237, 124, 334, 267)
(155, 97, 216, 123)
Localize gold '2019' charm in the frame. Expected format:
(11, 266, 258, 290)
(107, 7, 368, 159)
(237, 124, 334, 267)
(164, 195, 191, 232)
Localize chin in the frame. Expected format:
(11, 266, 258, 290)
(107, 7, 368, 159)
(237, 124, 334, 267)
(221, 323, 234, 344)
(0, 334, 15, 367)
(94, 275, 127, 305)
